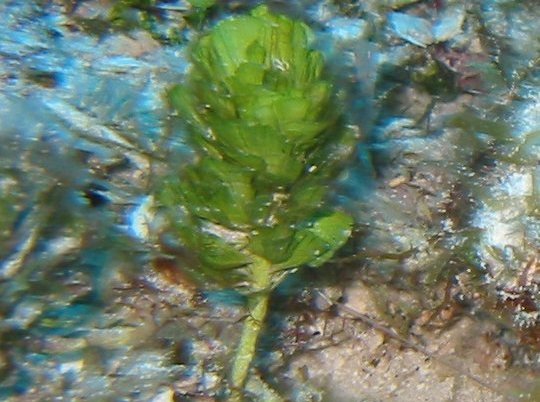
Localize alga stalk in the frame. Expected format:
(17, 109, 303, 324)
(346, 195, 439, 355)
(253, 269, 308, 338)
(160, 5, 356, 399)
(229, 256, 271, 400)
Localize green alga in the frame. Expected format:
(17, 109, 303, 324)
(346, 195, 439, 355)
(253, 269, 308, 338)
(161, 5, 356, 400)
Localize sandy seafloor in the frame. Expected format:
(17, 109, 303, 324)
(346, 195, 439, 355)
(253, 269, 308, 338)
(0, 0, 538, 401)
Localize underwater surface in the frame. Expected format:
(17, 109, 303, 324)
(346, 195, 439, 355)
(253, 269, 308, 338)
(0, 0, 538, 401)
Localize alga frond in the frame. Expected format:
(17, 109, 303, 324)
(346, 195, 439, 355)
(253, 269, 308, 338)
(160, 5, 356, 400)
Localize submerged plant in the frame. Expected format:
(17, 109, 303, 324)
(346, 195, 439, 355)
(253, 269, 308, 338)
(161, 5, 355, 399)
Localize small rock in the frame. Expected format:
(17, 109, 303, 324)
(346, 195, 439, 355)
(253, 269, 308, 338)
(5, 299, 43, 329)
(388, 12, 434, 47)
(151, 387, 174, 402)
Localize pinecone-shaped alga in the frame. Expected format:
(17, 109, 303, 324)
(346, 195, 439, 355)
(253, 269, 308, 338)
(161, 5, 356, 399)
